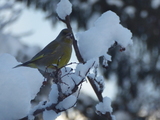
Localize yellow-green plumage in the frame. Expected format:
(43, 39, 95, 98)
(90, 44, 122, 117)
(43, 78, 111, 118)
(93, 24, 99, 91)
(14, 29, 73, 73)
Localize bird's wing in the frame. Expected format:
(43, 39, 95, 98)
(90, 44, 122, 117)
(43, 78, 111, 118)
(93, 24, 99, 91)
(29, 41, 60, 62)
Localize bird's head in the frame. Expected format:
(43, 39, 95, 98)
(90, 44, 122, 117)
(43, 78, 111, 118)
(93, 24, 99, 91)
(57, 29, 73, 44)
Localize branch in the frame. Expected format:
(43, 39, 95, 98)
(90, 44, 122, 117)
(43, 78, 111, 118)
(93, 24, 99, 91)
(58, 15, 114, 120)
(58, 16, 84, 63)
(58, 15, 103, 102)
(87, 76, 103, 101)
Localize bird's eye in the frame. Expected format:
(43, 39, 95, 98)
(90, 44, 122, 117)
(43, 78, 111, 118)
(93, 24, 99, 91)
(66, 33, 73, 39)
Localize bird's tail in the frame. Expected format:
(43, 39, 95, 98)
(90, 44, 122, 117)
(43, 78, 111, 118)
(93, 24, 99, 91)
(13, 64, 24, 68)
(13, 61, 33, 68)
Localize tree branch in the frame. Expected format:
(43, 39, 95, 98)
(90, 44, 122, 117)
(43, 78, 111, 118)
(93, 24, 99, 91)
(58, 15, 84, 63)
(59, 15, 104, 102)
(58, 15, 113, 120)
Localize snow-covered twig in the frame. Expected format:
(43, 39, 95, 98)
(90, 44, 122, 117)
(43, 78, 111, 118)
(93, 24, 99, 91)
(19, 60, 97, 120)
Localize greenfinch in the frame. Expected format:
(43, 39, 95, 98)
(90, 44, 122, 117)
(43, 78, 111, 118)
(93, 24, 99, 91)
(14, 28, 73, 75)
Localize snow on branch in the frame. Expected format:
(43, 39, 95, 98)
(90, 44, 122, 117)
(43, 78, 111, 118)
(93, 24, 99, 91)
(56, 0, 72, 20)
(96, 97, 116, 120)
(76, 10, 132, 64)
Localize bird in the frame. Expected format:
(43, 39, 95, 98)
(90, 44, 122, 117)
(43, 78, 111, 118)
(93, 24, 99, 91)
(14, 28, 73, 76)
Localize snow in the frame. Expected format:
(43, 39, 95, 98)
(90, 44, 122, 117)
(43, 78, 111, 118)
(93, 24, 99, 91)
(75, 58, 99, 78)
(103, 54, 112, 67)
(96, 76, 105, 91)
(41, 58, 101, 119)
(77, 10, 132, 62)
(0, 53, 43, 119)
(28, 101, 46, 119)
(96, 96, 113, 114)
(57, 59, 99, 95)
(59, 67, 78, 95)
(61, 72, 80, 95)
(56, 0, 72, 20)
(49, 84, 59, 103)
(43, 110, 60, 120)
(56, 95, 77, 110)
(61, 75, 76, 95)
(88, 73, 105, 93)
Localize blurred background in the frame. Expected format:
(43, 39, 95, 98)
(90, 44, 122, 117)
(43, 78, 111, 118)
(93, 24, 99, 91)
(0, 0, 160, 120)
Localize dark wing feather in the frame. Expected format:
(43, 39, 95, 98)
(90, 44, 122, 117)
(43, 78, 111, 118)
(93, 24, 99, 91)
(30, 41, 59, 62)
